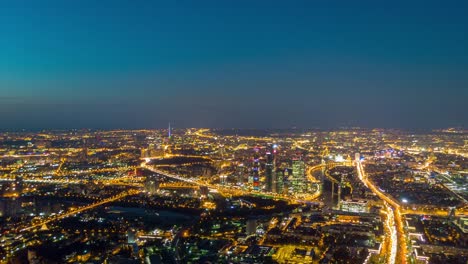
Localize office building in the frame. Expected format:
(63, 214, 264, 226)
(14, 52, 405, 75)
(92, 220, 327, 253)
(291, 157, 306, 194)
(252, 148, 260, 190)
(265, 152, 274, 192)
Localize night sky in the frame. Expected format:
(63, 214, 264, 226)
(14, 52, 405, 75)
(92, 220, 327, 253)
(1, 1, 467, 129)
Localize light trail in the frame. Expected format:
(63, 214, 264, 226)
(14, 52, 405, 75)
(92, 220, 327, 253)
(0, 177, 143, 188)
(356, 161, 408, 264)
(0, 154, 50, 158)
(306, 165, 322, 183)
(0, 178, 81, 185)
(384, 203, 398, 264)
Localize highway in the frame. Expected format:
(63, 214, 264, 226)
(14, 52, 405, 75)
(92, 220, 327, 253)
(305, 165, 322, 183)
(383, 202, 398, 264)
(356, 161, 408, 264)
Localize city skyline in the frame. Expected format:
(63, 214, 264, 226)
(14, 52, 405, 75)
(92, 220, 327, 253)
(1, 2, 467, 263)
(1, 127, 467, 263)
(1, 1, 468, 129)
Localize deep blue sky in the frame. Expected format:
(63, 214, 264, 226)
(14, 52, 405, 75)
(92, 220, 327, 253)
(1, 0, 467, 129)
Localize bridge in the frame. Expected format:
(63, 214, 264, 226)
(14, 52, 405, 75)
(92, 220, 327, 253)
(0, 177, 143, 188)
(0, 177, 81, 185)
(159, 182, 199, 190)
(306, 161, 354, 202)
(19, 189, 140, 233)
(306, 161, 353, 180)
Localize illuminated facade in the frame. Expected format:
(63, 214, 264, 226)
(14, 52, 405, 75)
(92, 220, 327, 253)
(275, 169, 284, 194)
(252, 149, 260, 190)
(236, 164, 246, 185)
(265, 152, 274, 192)
(339, 200, 369, 213)
(291, 158, 306, 193)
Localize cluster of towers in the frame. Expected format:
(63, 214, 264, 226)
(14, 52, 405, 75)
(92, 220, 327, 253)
(241, 145, 308, 195)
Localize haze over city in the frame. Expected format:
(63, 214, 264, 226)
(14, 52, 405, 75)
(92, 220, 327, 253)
(1, 1, 467, 129)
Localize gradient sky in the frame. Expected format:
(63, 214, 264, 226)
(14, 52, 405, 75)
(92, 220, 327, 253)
(1, 0, 467, 129)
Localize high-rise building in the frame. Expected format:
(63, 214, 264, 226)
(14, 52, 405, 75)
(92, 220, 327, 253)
(252, 148, 260, 190)
(271, 145, 282, 194)
(291, 157, 306, 194)
(265, 152, 274, 192)
(283, 168, 292, 193)
(275, 169, 284, 194)
(236, 164, 246, 185)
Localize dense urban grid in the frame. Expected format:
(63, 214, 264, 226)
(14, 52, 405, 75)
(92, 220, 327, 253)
(0, 127, 466, 264)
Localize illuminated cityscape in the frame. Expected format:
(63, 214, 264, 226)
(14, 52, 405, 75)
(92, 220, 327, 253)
(0, 128, 466, 263)
(1, 1, 468, 264)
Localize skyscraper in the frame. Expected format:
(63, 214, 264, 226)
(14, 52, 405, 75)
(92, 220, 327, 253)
(275, 169, 284, 194)
(236, 164, 246, 185)
(272, 145, 282, 194)
(265, 152, 274, 192)
(291, 157, 306, 194)
(252, 148, 260, 190)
